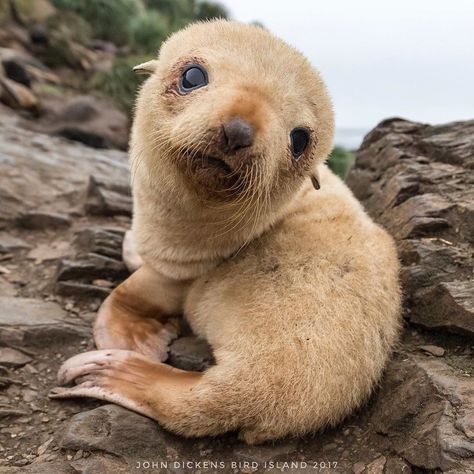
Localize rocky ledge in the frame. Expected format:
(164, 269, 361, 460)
(0, 114, 473, 473)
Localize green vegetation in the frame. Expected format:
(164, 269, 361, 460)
(51, 0, 229, 115)
(52, 0, 228, 50)
(130, 10, 170, 53)
(195, 1, 228, 21)
(52, 0, 143, 45)
(327, 146, 355, 180)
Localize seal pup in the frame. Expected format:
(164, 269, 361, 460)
(51, 20, 401, 444)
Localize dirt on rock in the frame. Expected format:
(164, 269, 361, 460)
(0, 110, 473, 473)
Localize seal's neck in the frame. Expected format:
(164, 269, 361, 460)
(131, 165, 308, 280)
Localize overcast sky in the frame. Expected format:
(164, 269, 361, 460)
(219, 0, 474, 131)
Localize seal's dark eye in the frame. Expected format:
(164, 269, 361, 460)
(179, 65, 208, 93)
(290, 128, 310, 159)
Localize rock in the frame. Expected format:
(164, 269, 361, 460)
(369, 354, 474, 472)
(383, 457, 412, 474)
(0, 296, 88, 346)
(0, 233, 30, 253)
(85, 175, 132, 217)
(2, 58, 31, 87)
(55, 281, 111, 299)
(70, 455, 129, 474)
(0, 76, 38, 111)
(365, 456, 386, 474)
(61, 405, 168, 461)
(0, 111, 128, 224)
(0, 276, 17, 296)
(419, 345, 446, 357)
(168, 336, 214, 371)
(17, 211, 71, 229)
(352, 462, 366, 474)
(37, 437, 54, 455)
(411, 281, 474, 336)
(0, 462, 76, 473)
(27, 241, 70, 263)
(233, 440, 298, 463)
(74, 227, 124, 260)
(0, 408, 30, 419)
(9, 0, 56, 25)
(0, 347, 32, 367)
(347, 118, 474, 337)
(57, 254, 128, 282)
(27, 95, 129, 150)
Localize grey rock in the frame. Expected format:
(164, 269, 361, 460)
(347, 118, 474, 337)
(55, 281, 111, 299)
(26, 95, 129, 151)
(57, 254, 128, 282)
(0, 232, 30, 253)
(419, 345, 445, 357)
(0, 296, 89, 345)
(85, 174, 132, 217)
(0, 347, 32, 367)
(0, 462, 76, 473)
(168, 336, 214, 371)
(61, 404, 168, 461)
(369, 354, 474, 472)
(70, 455, 130, 474)
(74, 226, 125, 260)
(411, 281, 474, 336)
(17, 211, 71, 230)
(0, 113, 128, 225)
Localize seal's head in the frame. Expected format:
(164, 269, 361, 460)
(131, 20, 334, 210)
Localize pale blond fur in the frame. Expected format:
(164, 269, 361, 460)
(53, 20, 401, 444)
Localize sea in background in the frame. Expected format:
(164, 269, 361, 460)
(334, 127, 369, 151)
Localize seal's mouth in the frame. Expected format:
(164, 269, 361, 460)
(198, 154, 232, 173)
(183, 149, 232, 174)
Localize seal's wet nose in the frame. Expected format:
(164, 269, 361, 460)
(222, 118, 255, 152)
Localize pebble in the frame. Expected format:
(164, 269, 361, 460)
(419, 345, 445, 357)
(22, 389, 38, 402)
(37, 437, 54, 456)
(352, 462, 365, 474)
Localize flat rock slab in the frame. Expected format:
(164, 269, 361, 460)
(0, 347, 32, 367)
(0, 115, 128, 225)
(0, 232, 30, 252)
(61, 404, 169, 461)
(0, 297, 89, 346)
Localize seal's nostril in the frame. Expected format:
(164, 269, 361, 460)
(222, 118, 255, 152)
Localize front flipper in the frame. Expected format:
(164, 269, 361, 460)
(49, 349, 202, 420)
(94, 265, 190, 361)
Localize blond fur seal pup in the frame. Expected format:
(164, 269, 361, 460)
(51, 20, 401, 444)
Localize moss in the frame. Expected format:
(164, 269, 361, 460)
(327, 146, 355, 180)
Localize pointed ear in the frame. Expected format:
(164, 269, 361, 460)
(311, 168, 321, 190)
(133, 60, 158, 75)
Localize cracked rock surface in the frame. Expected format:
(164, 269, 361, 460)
(0, 112, 473, 472)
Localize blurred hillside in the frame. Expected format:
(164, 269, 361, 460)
(0, 0, 352, 175)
